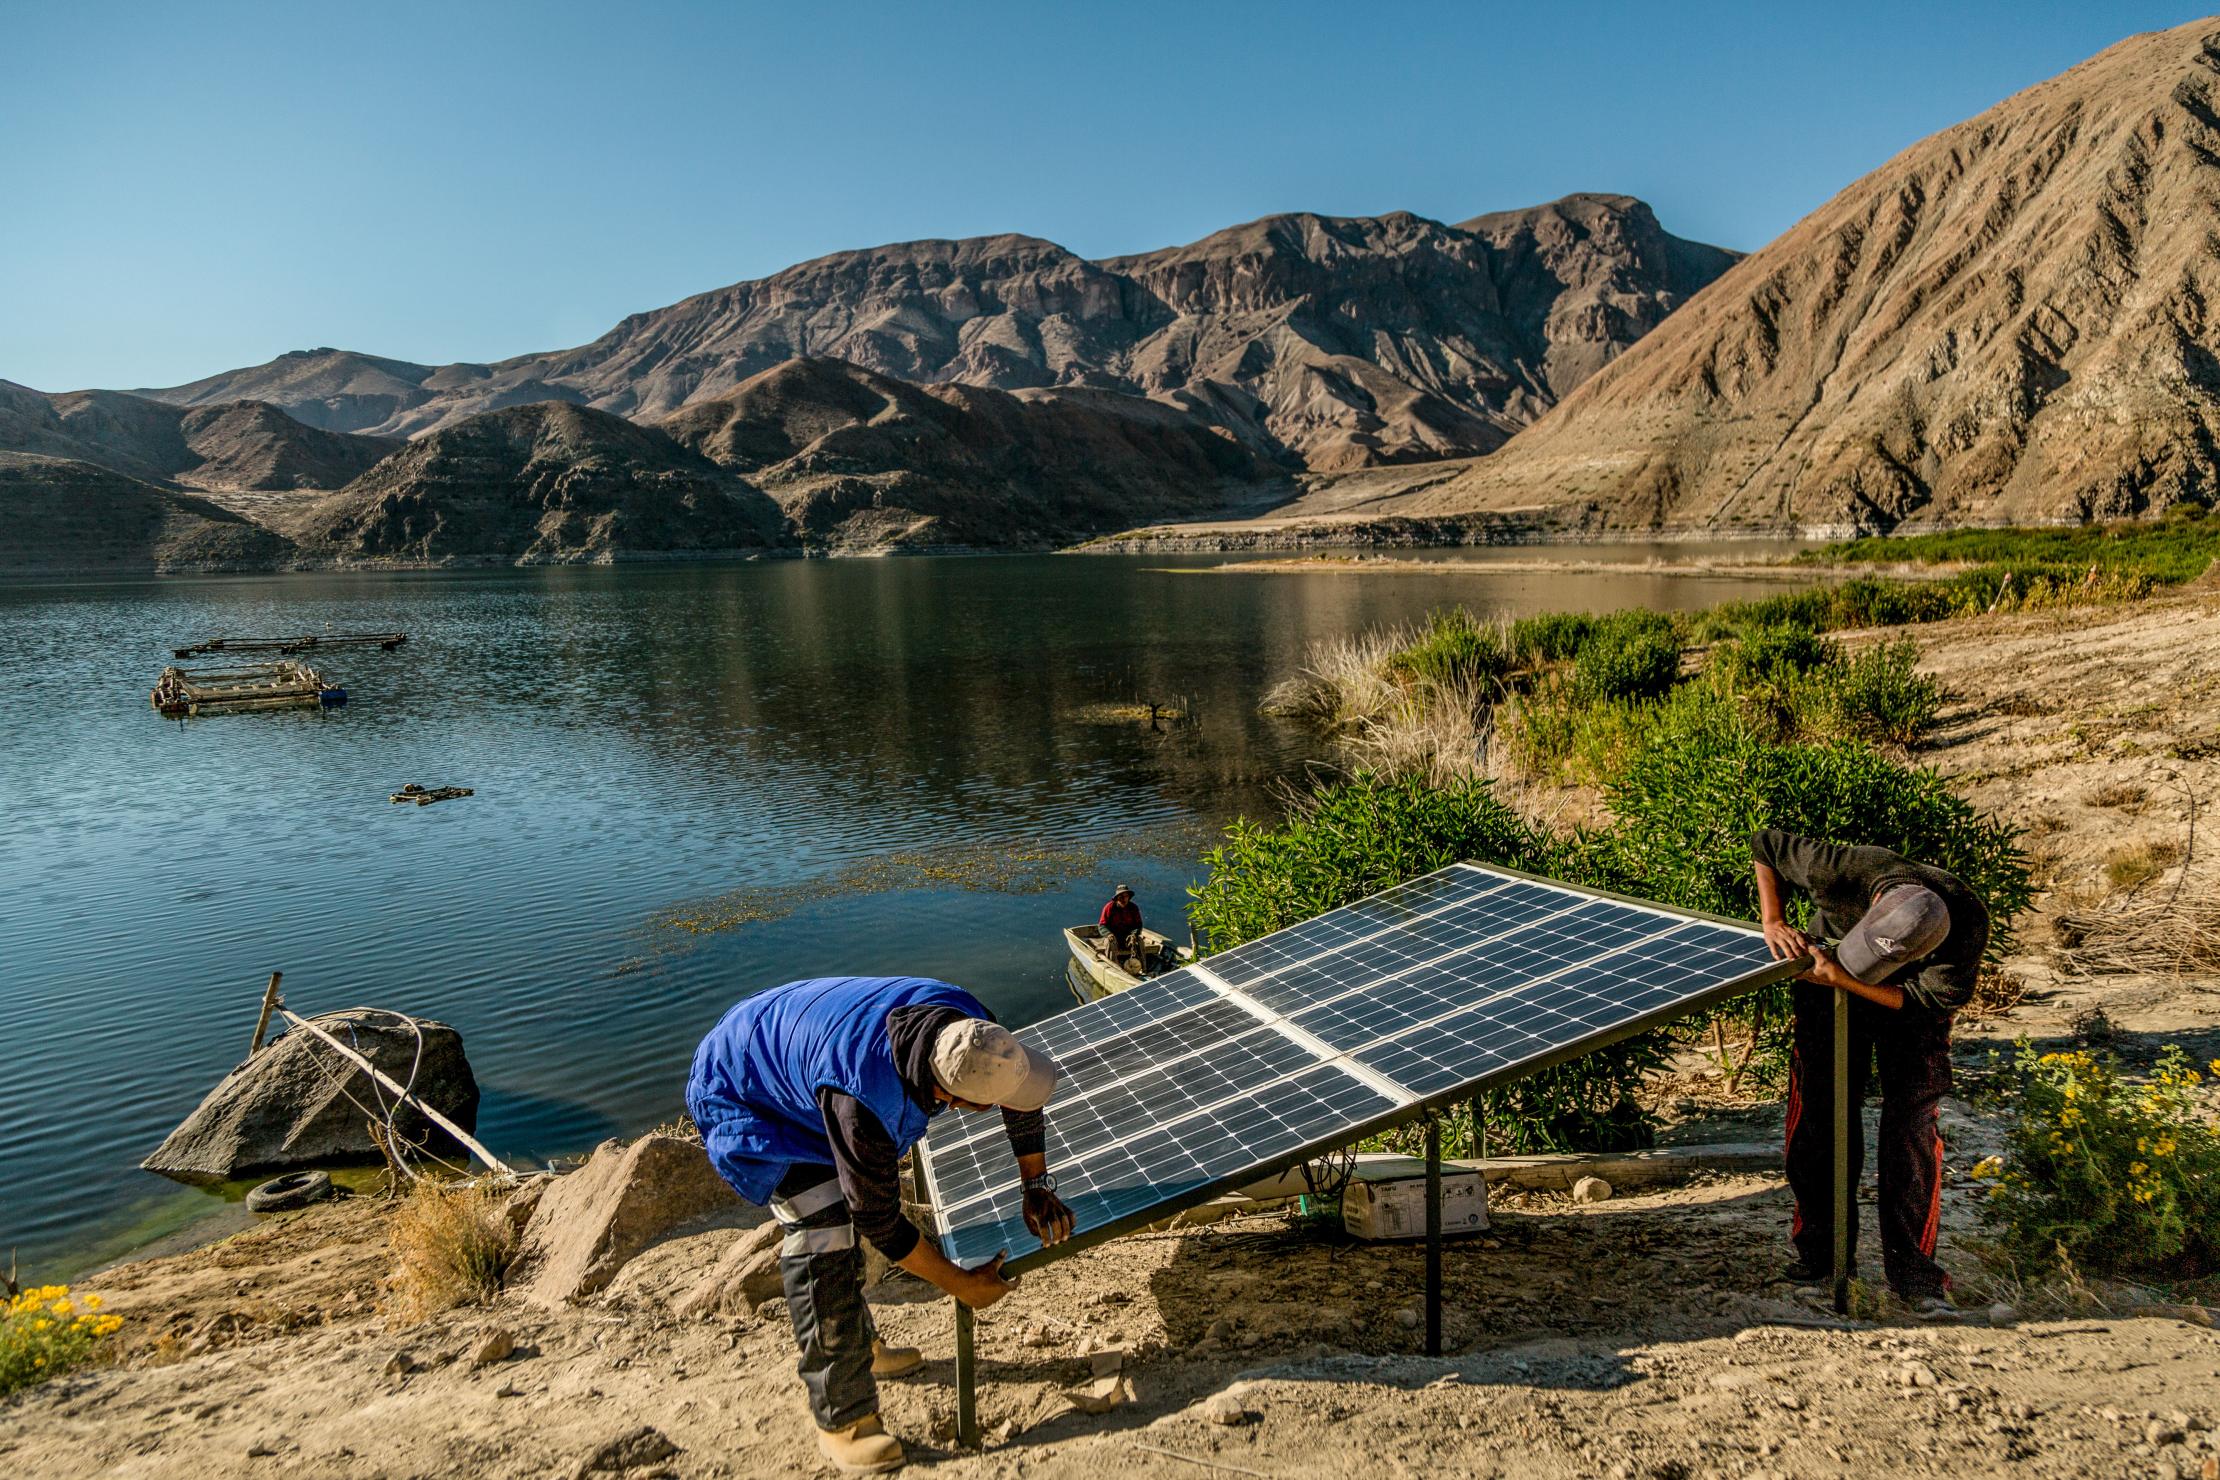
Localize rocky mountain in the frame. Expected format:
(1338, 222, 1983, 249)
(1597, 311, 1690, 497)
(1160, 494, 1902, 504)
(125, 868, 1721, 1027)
(660, 357, 1273, 549)
(0, 380, 396, 492)
(0, 452, 299, 574)
(283, 401, 790, 565)
(1390, 19, 2220, 534)
(131, 196, 1737, 471)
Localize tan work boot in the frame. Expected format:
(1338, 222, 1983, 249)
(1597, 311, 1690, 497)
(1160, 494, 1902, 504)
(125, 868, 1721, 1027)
(870, 1338, 924, 1378)
(817, 1413, 905, 1473)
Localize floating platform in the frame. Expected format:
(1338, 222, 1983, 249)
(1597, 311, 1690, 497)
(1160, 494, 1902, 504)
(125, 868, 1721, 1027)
(151, 661, 345, 717)
(172, 632, 407, 659)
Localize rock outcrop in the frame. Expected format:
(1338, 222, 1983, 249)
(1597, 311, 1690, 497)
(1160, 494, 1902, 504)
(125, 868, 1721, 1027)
(131, 197, 1736, 471)
(0, 452, 300, 575)
(284, 401, 792, 565)
(1390, 19, 2220, 534)
(513, 1134, 740, 1306)
(142, 1009, 477, 1183)
(660, 358, 1273, 550)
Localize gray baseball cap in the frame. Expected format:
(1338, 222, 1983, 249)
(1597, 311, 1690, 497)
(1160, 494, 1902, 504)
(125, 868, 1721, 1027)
(1838, 882, 1951, 982)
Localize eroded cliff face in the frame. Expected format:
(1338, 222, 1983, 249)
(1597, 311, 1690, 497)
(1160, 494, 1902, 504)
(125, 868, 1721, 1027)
(1394, 20, 2220, 534)
(131, 197, 1735, 472)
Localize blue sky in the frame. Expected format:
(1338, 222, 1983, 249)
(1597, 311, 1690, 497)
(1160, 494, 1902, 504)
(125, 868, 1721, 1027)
(2, 1, 2208, 391)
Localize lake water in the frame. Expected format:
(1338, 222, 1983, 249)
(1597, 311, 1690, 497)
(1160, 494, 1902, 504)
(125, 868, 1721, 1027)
(0, 548, 1812, 1275)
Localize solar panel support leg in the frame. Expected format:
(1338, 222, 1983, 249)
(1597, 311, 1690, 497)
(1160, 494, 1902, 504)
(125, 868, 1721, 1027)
(1425, 1113, 1443, 1357)
(1831, 985, 1852, 1316)
(954, 1300, 978, 1446)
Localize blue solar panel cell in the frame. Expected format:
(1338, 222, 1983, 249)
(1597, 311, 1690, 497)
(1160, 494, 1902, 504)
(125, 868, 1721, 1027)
(918, 863, 1793, 1270)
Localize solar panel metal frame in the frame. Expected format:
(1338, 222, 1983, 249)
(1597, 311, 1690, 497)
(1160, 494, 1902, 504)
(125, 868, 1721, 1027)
(918, 862, 1807, 1274)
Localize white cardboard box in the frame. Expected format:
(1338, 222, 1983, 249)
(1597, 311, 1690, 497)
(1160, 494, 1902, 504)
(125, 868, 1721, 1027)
(1340, 1158, 1489, 1241)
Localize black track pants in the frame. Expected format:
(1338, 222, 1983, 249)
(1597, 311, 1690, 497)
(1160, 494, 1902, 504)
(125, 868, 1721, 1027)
(772, 1164, 880, 1430)
(1784, 981, 1954, 1299)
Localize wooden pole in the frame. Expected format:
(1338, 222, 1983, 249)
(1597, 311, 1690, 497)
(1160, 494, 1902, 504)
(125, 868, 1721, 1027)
(1425, 1113, 1443, 1357)
(955, 1300, 978, 1447)
(247, 971, 284, 1058)
(274, 1007, 517, 1179)
(1832, 987, 1852, 1316)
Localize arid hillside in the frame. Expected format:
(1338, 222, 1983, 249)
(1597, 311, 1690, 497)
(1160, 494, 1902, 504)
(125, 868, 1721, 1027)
(0, 452, 301, 574)
(661, 358, 1274, 551)
(129, 196, 1736, 472)
(283, 402, 790, 566)
(1388, 19, 2220, 535)
(0, 380, 396, 494)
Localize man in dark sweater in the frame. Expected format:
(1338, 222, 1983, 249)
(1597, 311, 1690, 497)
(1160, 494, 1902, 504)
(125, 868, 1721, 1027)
(1750, 828, 1990, 1315)
(687, 977, 1074, 1473)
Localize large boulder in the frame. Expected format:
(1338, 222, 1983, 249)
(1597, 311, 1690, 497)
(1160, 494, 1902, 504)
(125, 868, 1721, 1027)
(514, 1134, 740, 1306)
(142, 1009, 478, 1183)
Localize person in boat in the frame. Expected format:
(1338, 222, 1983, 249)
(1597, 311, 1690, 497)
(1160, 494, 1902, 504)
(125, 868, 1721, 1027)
(1751, 828, 1989, 1320)
(1099, 884, 1145, 965)
(687, 977, 1074, 1473)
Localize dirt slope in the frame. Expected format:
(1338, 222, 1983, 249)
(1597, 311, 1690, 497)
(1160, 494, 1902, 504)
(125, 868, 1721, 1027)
(285, 402, 790, 566)
(660, 359, 1275, 551)
(130, 198, 1736, 471)
(1395, 19, 2220, 535)
(0, 452, 300, 574)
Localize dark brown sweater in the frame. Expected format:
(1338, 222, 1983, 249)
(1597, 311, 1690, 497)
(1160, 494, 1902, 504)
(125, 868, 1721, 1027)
(1751, 828, 1990, 1013)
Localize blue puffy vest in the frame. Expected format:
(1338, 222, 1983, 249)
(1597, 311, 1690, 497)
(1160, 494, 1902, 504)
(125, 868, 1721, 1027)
(684, 975, 986, 1205)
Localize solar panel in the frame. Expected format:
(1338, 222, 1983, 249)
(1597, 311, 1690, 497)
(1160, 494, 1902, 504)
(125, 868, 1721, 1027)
(918, 862, 1798, 1271)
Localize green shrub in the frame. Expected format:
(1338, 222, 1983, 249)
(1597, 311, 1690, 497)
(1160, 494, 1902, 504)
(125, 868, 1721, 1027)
(1593, 707, 2032, 953)
(1713, 622, 1837, 690)
(1569, 616, 1682, 704)
(1508, 610, 1597, 665)
(1507, 679, 1726, 788)
(1976, 1043, 2220, 1279)
(1385, 607, 1509, 693)
(1804, 636, 1941, 745)
(1809, 510, 2220, 586)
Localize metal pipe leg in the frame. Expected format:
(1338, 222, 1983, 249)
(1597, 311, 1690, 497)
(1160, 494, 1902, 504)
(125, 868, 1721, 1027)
(1425, 1113, 1443, 1357)
(954, 1299, 978, 1447)
(1832, 986, 1852, 1316)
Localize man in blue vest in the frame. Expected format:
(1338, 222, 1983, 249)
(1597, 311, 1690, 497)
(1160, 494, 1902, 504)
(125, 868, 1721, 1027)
(687, 976, 1072, 1473)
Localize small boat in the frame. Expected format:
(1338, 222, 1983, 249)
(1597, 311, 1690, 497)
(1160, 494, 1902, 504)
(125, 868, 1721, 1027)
(1063, 925, 1194, 1003)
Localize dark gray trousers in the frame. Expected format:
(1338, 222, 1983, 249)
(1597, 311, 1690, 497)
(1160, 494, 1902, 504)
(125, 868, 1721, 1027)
(773, 1165, 880, 1430)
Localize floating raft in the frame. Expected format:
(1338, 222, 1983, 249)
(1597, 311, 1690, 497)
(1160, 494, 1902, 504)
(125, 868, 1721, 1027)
(173, 632, 407, 659)
(151, 662, 345, 717)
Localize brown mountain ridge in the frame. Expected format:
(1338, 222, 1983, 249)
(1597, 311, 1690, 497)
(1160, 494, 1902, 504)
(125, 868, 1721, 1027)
(130, 196, 1737, 474)
(1389, 18, 2220, 534)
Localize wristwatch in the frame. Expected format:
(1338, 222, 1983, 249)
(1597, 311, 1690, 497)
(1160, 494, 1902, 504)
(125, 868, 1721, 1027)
(1021, 1172, 1058, 1193)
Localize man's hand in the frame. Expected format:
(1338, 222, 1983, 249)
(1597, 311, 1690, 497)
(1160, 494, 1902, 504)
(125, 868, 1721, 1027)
(1762, 919, 1812, 962)
(1023, 1185, 1075, 1246)
(951, 1252, 1019, 1309)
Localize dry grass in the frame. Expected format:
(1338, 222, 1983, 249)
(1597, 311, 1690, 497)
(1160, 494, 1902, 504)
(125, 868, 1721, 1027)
(2088, 781, 2147, 810)
(2101, 839, 2183, 892)
(1962, 967, 2028, 1021)
(1261, 629, 1406, 732)
(1339, 679, 1495, 786)
(2055, 894, 2220, 976)
(384, 1179, 519, 1324)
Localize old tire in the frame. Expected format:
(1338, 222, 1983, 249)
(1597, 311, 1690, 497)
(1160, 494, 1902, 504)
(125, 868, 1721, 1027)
(245, 1170, 334, 1213)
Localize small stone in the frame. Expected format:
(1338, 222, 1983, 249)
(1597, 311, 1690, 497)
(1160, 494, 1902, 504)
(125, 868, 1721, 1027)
(471, 1330, 516, 1367)
(1204, 1318, 1234, 1341)
(1066, 1375, 1131, 1415)
(384, 1352, 418, 1377)
(1901, 1361, 1937, 1388)
(496, 1380, 523, 1398)
(1777, 1393, 1804, 1411)
(1987, 1303, 2016, 1325)
(1022, 1323, 1057, 1349)
(1571, 1176, 1613, 1204)
(1202, 1392, 1259, 1426)
(2153, 1422, 2189, 1447)
(245, 1436, 285, 1458)
(1090, 1347, 1125, 1378)
(1395, 1309, 1421, 1331)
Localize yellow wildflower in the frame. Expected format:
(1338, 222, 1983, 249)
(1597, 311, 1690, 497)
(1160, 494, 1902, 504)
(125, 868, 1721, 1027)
(82, 1295, 101, 1311)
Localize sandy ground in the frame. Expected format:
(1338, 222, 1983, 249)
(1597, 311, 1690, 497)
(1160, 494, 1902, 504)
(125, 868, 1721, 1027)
(8, 593, 2220, 1479)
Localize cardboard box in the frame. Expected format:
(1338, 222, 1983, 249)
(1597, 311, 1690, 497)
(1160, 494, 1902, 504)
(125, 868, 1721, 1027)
(1340, 1157, 1489, 1241)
